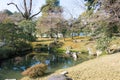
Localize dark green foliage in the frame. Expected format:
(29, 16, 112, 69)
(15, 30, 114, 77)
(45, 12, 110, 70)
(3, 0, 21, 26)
(34, 44, 48, 53)
(0, 41, 32, 59)
(0, 22, 17, 44)
(49, 41, 64, 49)
(0, 46, 15, 59)
(3, 9, 13, 15)
(80, 49, 88, 54)
(0, 20, 36, 45)
(96, 36, 111, 51)
(49, 41, 64, 53)
(0, 20, 35, 59)
(84, 0, 99, 10)
(18, 20, 36, 41)
(94, 21, 113, 51)
(43, 0, 62, 13)
(46, 0, 60, 6)
(84, 0, 95, 10)
(54, 0, 60, 6)
(14, 41, 32, 51)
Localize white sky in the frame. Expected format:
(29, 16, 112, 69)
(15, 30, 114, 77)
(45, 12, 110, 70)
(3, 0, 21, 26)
(0, 0, 85, 19)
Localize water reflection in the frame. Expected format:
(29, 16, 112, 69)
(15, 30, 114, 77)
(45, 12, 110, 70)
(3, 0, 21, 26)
(0, 52, 72, 72)
(0, 56, 31, 71)
(0, 51, 88, 73)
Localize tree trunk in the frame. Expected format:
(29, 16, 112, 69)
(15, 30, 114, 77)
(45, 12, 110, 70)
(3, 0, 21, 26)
(7, 0, 48, 20)
(63, 35, 65, 41)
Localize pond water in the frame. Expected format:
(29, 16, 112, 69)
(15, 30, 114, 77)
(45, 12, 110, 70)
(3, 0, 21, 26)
(0, 51, 88, 79)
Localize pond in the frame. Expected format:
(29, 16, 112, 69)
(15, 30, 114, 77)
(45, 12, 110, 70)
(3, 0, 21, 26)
(0, 51, 89, 80)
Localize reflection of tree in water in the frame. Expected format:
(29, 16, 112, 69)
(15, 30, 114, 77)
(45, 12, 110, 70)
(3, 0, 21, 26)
(0, 59, 14, 70)
(33, 41, 65, 65)
(33, 51, 71, 68)
(0, 52, 69, 72)
(34, 53, 50, 63)
(0, 40, 89, 73)
(0, 55, 35, 71)
(13, 56, 33, 70)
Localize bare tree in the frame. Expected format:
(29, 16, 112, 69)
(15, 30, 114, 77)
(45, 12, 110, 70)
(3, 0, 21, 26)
(101, 0, 120, 22)
(7, 0, 48, 20)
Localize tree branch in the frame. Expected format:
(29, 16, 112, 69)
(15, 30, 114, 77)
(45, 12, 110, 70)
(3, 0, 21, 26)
(30, 4, 49, 19)
(29, 0, 32, 15)
(29, 10, 42, 19)
(24, 0, 28, 15)
(7, 2, 25, 17)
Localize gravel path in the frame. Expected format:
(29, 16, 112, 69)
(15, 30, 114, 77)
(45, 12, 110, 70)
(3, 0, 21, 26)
(21, 53, 120, 80)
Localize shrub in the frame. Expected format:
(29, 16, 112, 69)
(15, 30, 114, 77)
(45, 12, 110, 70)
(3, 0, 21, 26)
(49, 41, 64, 49)
(34, 44, 48, 52)
(0, 46, 15, 59)
(22, 63, 47, 78)
(80, 49, 88, 54)
(15, 41, 32, 51)
(96, 36, 111, 51)
(49, 41, 64, 53)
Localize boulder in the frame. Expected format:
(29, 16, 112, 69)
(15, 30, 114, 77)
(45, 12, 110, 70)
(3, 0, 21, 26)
(48, 71, 72, 80)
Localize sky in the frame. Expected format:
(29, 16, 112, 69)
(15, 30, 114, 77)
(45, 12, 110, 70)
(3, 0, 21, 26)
(0, 0, 85, 19)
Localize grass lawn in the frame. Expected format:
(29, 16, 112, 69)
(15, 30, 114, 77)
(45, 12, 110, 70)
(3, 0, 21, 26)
(32, 36, 94, 52)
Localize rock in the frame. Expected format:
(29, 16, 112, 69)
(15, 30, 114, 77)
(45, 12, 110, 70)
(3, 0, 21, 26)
(72, 52, 78, 61)
(60, 71, 68, 75)
(48, 71, 72, 80)
(48, 74, 72, 80)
